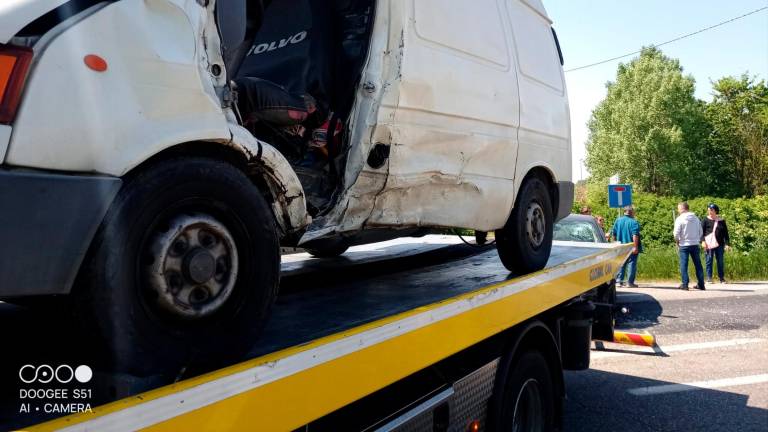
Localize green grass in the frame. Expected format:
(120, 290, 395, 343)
(636, 247, 768, 281)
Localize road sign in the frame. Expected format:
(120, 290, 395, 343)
(608, 184, 633, 208)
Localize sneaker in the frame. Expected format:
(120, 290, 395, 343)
(697, 284, 706, 290)
(706, 278, 713, 284)
(720, 279, 727, 284)
(618, 281, 626, 287)
(678, 284, 689, 291)
(627, 283, 639, 288)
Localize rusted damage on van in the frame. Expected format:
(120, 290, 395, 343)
(225, 125, 311, 235)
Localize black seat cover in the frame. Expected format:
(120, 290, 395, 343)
(236, 0, 333, 112)
(234, 77, 316, 126)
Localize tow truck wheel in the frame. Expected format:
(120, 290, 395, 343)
(496, 176, 553, 275)
(77, 157, 279, 376)
(494, 351, 555, 432)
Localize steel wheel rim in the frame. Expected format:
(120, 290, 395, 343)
(146, 213, 239, 319)
(526, 202, 546, 249)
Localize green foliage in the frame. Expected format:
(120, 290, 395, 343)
(705, 75, 768, 196)
(585, 47, 768, 198)
(575, 185, 768, 252)
(636, 247, 768, 281)
(585, 47, 710, 195)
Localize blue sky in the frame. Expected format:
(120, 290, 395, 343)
(544, 0, 768, 181)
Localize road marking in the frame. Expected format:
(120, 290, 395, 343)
(628, 374, 768, 396)
(592, 338, 763, 359)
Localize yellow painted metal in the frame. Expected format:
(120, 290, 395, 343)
(29, 245, 631, 432)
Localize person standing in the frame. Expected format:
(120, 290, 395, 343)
(701, 203, 731, 283)
(674, 202, 705, 290)
(609, 205, 641, 288)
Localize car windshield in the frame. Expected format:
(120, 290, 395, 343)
(554, 218, 602, 243)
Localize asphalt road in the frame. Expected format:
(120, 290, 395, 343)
(564, 282, 768, 432)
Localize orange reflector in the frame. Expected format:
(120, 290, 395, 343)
(0, 54, 18, 100)
(0, 44, 33, 124)
(468, 420, 480, 432)
(84, 54, 107, 72)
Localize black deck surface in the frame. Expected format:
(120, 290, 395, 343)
(256, 242, 602, 356)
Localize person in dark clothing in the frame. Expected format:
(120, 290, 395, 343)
(700, 203, 731, 283)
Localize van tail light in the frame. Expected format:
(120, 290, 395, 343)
(0, 44, 33, 124)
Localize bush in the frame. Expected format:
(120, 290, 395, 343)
(574, 182, 768, 252)
(636, 247, 768, 281)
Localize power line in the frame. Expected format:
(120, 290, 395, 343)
(565, 6, 768, 73)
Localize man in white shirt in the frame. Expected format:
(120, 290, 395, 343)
(673, 201, 705, 290)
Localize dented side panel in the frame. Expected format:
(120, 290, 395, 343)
(359, 0, 522, 232)
(6, 0, 230, 175)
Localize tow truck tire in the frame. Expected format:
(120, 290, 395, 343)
(493, 350, 555, 432)
(496, 176, 553, 275)
(76, 157, 279, 376)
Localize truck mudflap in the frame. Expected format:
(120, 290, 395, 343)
(19, 241, 631, 431)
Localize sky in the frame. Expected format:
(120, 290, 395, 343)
(544, 0, 768, 181)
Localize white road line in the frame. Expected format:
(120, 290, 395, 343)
(591, 338, 764, 359)
(628, 374, 768, 396)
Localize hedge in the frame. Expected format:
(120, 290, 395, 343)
(574, 183, 768, 252)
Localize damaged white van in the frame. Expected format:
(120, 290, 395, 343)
(0, 0, 572, 374)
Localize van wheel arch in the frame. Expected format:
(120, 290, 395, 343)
(120, 141, 298, 236)
(520, 166, 558, 218)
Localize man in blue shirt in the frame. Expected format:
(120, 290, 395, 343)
(610, 205, 642, 287)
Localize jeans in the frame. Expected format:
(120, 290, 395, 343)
(705, 245, 725, 281)
(617, 253, 638, 284)
(679, 245, 705, 287)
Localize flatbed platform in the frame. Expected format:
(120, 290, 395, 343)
(3, 236, 629, 431)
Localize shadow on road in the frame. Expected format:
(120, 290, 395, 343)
(615, 292, 663, 331)
(565, 369, 768, 431)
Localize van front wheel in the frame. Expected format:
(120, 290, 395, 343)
(496, 177, 553, 275)
(77, 157, 279, 376)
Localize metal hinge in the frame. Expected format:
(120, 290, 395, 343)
(221, 85, 237, 108)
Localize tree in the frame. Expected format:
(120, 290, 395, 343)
(706, 75, 768, 196)
(585, 47, 710, 195)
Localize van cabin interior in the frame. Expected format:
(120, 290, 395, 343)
(220, 0, 376, 216)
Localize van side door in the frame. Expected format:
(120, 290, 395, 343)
(363, 0, 521, 231)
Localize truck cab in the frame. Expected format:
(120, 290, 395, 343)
(0, 0, 572, 375)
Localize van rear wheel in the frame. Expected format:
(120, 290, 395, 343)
(496, 177, 553, 275)
(77, 157, 279, 376)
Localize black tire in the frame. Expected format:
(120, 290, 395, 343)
(493, 351, 556, 432)
(306, 241, 350, 258)
(496, 176, 553, 274)
(76, 157, 279, 376)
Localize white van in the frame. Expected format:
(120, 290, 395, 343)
(0, 0, 572, 374)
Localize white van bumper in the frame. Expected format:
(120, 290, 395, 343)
(0, 168, 121, 297)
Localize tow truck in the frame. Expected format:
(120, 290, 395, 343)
(6, 237, 630, 431)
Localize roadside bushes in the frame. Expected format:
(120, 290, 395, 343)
(637, 247, 768, 281)
(575, 182, 768, 252)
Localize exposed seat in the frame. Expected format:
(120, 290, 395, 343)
(234, 77, 317, 127)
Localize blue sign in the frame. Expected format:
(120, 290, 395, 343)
(608, 184, 633, 208)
